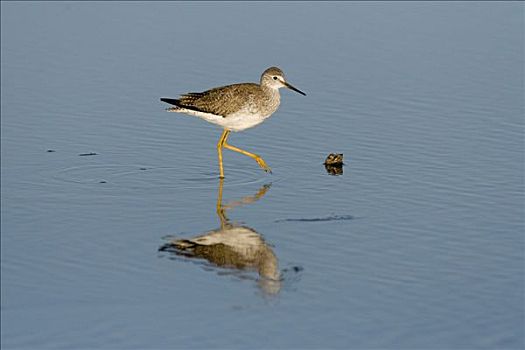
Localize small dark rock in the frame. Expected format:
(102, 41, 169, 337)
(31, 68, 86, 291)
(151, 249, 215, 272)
(324, 153, 343, 166)
(324, 153, 344, 175)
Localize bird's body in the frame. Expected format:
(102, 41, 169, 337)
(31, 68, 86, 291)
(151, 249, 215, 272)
(161, 67, 305, 178)
(162, 82, 281, 132)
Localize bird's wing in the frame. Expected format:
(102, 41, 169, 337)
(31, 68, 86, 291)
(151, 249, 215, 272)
(178, 83, 261, 117)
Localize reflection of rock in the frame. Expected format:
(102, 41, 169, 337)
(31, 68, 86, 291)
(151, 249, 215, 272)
(159, 179, 281, 295)
(324, 164, 343, 176)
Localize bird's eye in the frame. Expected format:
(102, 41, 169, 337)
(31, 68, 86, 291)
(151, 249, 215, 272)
(273, 76, 278, 80)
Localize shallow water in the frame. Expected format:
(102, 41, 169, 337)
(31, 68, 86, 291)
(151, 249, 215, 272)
(1, 2, 523, 349)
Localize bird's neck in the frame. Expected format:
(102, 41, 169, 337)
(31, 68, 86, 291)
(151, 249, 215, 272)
(262, 85, 280, 106)
(261, 84, 280, 99)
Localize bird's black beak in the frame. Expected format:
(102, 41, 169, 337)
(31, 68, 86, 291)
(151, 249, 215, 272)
(284, 81, 306, 96)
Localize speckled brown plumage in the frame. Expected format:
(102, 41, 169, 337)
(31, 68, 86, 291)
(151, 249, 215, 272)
(175, 83, 276, 117)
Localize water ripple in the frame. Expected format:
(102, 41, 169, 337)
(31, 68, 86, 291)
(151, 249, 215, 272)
(50, 163, 275, 190)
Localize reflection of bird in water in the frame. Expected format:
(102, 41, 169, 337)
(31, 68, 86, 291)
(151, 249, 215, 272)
(160, 179, 280, 295)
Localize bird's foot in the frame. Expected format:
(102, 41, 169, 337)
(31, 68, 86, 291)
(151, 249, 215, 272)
(255, 157, 272, 174)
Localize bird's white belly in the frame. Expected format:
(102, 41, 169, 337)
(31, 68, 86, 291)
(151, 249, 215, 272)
(218, 110, 271, 132)
(173, 108, 269, 132)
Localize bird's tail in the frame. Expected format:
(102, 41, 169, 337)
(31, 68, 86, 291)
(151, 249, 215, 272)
(160, 98, 183, 112)
(160, 97, 181, 105)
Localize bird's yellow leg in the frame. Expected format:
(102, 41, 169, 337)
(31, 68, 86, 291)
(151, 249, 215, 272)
(217, 129, 230, 179)
(223, 141, 272, 174)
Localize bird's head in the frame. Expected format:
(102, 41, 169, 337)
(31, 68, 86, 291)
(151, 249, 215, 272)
(261, 67, 306, 96)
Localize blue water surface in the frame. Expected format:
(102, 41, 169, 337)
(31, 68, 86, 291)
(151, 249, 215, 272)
(1, 2, 523, 349)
